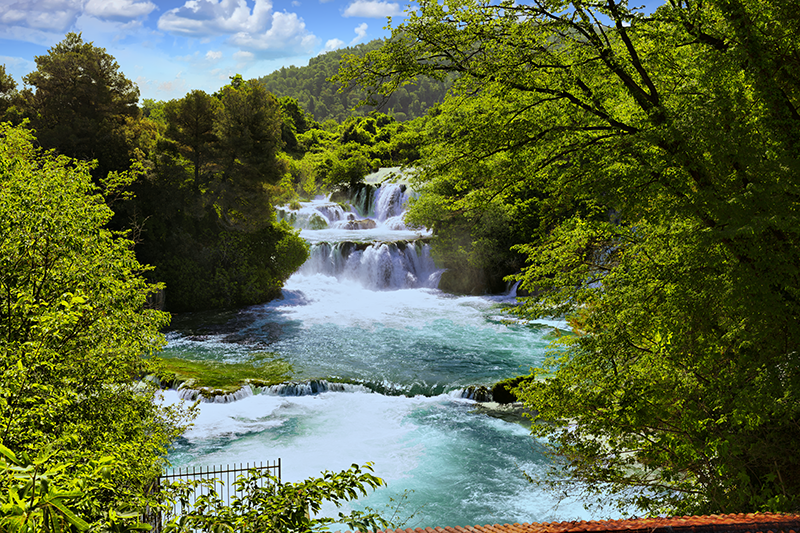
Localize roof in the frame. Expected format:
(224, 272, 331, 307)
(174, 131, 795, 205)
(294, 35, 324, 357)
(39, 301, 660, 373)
(357, 513, 800, 533)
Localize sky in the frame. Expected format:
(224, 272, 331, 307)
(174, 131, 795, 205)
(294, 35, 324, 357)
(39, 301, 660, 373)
(1, 0, 663, 102)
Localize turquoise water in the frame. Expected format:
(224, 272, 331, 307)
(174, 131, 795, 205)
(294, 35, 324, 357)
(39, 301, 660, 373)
(161, 188, 598, 528)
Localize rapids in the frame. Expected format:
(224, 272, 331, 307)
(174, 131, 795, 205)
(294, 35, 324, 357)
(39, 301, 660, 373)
(161, 179, 601, 528)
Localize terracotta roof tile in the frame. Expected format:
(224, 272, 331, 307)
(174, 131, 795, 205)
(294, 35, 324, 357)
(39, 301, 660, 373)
(349, 513, 800, 533)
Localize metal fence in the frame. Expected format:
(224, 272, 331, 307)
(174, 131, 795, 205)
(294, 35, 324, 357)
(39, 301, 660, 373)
(146, 460, 281, 532)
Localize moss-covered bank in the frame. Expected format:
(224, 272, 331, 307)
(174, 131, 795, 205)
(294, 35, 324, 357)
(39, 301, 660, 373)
(153, 354, 293, 394)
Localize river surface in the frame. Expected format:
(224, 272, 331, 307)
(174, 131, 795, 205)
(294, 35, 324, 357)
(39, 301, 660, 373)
(160, 179, 597, 528)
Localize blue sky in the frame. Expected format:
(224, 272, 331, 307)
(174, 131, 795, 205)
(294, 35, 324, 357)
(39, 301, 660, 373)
(1, 0, 663, 102)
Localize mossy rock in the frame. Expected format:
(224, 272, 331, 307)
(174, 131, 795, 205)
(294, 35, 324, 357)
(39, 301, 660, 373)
(307, 212, 329, 229)
(153, 353, 293, 393)
(491, 375, 531, 404)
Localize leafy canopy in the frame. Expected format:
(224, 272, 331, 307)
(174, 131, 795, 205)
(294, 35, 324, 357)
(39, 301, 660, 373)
(339, 0, 800, 515)
(21, 33, 143, 176)
(0, 122, 186, 524)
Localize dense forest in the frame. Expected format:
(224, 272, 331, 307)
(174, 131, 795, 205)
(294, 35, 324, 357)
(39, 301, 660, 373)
(257, 39, 452, 122)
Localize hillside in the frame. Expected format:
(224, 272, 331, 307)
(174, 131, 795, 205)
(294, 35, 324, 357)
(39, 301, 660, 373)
(257, 40, 451, 122)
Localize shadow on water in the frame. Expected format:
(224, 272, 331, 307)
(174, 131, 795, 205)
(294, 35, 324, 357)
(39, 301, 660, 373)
(167, 303, 306, 348)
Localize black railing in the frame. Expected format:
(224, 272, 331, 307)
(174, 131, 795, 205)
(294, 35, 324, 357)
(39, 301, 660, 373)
(146, 460, 281, 532)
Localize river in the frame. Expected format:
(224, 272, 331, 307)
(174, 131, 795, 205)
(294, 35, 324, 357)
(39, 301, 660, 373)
(159, 177, 596, 528)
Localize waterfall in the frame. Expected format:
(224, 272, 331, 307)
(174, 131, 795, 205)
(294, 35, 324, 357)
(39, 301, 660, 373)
(280, 182, 441, 289)
(275, 202, 348, 230)
(178, 384, 254, 403)
(298, 240, 441, 289)
(373, 183, 409, 222)
(260, 380, 371, 396)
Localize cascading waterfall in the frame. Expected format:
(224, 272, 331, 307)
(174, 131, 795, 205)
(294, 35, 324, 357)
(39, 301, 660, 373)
(299, 240, 440, 290)
(161, 174, 604, 528)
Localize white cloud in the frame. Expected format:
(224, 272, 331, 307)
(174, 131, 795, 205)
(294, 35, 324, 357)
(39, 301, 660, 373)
(0, 0, 82, 33)
(0, 0, 153, 38)
(158, 0, 272, 36)
(0, 54, 31, 68)
(84, 0, 157, 20)
(342, 0, 401, 18)
(229, 11, 314, 53)
(323, 38, 345, 52)
(350, 22, 367, 44)
(233, 50, 254, 64)
(158, 0, 316, 57)
(206, 49, 223, 60)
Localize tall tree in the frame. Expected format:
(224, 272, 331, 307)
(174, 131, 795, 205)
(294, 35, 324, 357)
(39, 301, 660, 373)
(127, 80, 310, 312)
(22, 32, 142, 176)
(338, 0, 800, 515)
(163, 89, 221, 193)
(214, 78, 285, 229)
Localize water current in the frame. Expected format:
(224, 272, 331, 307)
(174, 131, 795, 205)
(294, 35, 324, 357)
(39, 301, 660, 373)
(160, 176, 598, 528)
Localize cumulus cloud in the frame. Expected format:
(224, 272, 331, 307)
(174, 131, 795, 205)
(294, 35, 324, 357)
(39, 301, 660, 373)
(342, 0, 401, 18)
(206, 49, 223, 60)
(323, 38, 345, 52)
(84, 0, 157, 20)
(350, 22, 367, 43)
(233, 50, 254, 62)
(158, 0, 316, 57)
(229, 11, 314, 53)
(0, 0, 154, 37)
(0, 0, 82, 33)
(158, 0, 271, 36)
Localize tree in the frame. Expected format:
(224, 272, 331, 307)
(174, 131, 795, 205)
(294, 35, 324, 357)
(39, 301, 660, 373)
(0, 66, 18, 122)
(279, 96, 318, 154)
(125, 80, 310, 312)
(215, 78, 285, 229)
(0, 122, 186, 519)
(162, 90, 221, 193)
(338, 0, 800, 515)
(21, 33, 142, 176)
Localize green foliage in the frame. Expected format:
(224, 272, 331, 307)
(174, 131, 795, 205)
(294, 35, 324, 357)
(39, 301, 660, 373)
(258, 40, 451, 122)
(0, 122, 188, 524)
(163, 463, 389, 533)
(343, 0, 800, 516)
(0, 444, 153, 533)
(279, 96, 318, 154)
(125, 78, 310, 312)
(0, 66, 19, 123)
(288, 113, 423, 196)
(20, 33, 144, 177)
(0, 444, 91, 533)
(132, 204, 309, 311)
(162, 90, 221, 192)
(215, 79, 285, 199)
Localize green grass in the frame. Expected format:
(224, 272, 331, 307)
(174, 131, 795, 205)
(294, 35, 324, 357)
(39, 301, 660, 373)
(153, 352, 293, 393)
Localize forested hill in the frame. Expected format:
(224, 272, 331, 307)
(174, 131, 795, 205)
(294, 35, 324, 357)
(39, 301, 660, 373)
(257, 39, 450, 122)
